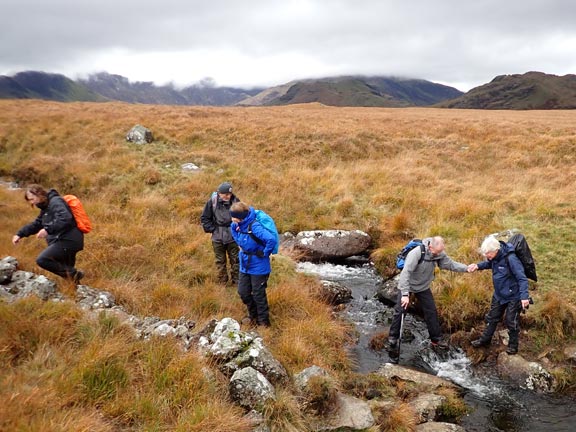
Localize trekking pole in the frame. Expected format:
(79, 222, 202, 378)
(396, 309, 407, 361)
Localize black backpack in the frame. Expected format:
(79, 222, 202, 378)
(506, 232, 538, 282)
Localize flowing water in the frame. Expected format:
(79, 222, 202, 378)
(297, 261, 576, 431)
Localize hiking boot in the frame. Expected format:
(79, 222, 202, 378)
(471, 339, 491, 348)
(506, 346, 518, 355)
(258, 319, 271, 328)
(241, 316, 257, 327)
(73, 270, 84, 285)
(431, 340, 449, 351)
(385, 338, 398, 352)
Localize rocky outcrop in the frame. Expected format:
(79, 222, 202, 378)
(289, 230, 372, 261)
(415, 422, 466, 432)
(229, 367, 276, 411)
(76, 284, 116, 309)
(410, 393, 446, 424)
(377, 363, 457, 391)
(0, 256, 18, 284)
(0, 258, 62, 302)
(126, 124, 153, 144)
(497, 352, 555, 392)
(319, 280, 352, 305)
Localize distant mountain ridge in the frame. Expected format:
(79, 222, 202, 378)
(0, 71, 462, 107)
(438, 72, 576, 109)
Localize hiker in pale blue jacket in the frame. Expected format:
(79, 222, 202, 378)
(230, 202, 277, 327)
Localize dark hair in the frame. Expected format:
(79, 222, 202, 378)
(25, 184, 49, 205)
(230, 201, 250, 213)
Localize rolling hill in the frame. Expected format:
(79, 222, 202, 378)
(439, 71, 576, 109)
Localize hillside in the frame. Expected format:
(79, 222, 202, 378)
(0, 71, 104, 102)
(439, 71, 576, 109)
(238, 76, 463, 107)
(1, 101, 575, 430)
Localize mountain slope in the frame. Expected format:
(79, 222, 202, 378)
(238, 76, 463, 107)
(1, 71, 105, 102)
(439, 72, 576, 109)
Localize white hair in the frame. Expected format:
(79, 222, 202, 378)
(480, 236, 501, 255)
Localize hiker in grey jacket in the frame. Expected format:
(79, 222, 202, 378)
(388, 236, 470, 360)
(200, 182, 240, 284)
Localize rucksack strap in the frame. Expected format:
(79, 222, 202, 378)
(247, 221, 265, 247)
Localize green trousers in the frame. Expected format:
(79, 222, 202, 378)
(212, 241, 239, 284)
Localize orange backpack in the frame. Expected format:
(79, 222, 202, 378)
(63, 195, 92, 233)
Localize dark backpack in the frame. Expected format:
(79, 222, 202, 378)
(396, 239, 426, 269)
(506, 233, 538, 282)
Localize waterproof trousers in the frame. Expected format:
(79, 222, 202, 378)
(36, 243, 80, 279)
(212, 241, 239, 284)
(389, 289, 442, 343)
(477, 296, 522, 350)
(238, 272, 270, 326)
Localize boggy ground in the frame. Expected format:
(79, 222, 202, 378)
(0, 100, 575, 430)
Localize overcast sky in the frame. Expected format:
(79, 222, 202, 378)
(1, 0, 575, 91)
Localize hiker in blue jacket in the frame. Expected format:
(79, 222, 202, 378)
(230, 202, 276, 327)
(468, 236, 530, 354)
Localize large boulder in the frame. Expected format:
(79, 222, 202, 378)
(126, 124, 153, 144)
(496, 352, 555, 392)
(222, 337, 289, 385)
(229, 367, 276, 412)
(409, 393, 446, 424)
(377, 363, 457, 391)
(376, 275, 400, 306)
(0, 256, 18, 284)
(319, 280, 352, 305)
(415, 422, 466, 432)
(292, 230, 371, 261)
(316, 393, 375, 431)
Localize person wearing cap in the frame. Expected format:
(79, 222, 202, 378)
(201, 182, 240, 285)
(229, 201, 276, 327)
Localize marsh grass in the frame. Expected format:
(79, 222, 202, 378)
(1, 100, 576, 427)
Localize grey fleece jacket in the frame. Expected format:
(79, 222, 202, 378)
(398, 237, 468, 295)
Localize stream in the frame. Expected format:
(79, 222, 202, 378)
(297, 261, 576, 432)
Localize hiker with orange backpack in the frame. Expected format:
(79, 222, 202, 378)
(12, 184, 85, 283)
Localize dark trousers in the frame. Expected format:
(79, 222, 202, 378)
(212, 241, 239, 283)
(36, 243, 80, 279)
(238, 272, 270, 325)
(389, 289, 442, 343)
(479, 296, 522, 349)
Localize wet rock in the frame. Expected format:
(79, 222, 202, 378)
(316, 393, 375, 431)
(126, 124, 153, 144)
(293, 230, 372, 261)
(0, 256, 18, 284)
(376, 275, 399, 306)
(294, 365, 330, 392)
(229, 367, 275, 411)
(209, 318, 254, 361)
(415, 422, 466, 432)
(319, 280, 352, 305)
(377, 363, 457, 390)
(563, 344, 576, 362)
(76, 285, 116, 309)
(222, 337, 289, 385)
(497, 352, 555, 392)
(409, 393, 446, 424)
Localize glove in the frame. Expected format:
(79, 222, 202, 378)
(256, 250, 265, 258)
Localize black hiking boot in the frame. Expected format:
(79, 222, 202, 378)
(506, 346, 518, 355)
(73, 270, 84, 285)
(471, 338, 491, 348)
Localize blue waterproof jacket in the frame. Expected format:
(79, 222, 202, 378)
(230, 207, 276, 275)
(477, 242, 529, 304)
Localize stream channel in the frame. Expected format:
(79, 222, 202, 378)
(297, 261, 575, 432)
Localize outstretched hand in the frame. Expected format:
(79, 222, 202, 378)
(467, 264, 478, 273)
(12, 235, 20, 245)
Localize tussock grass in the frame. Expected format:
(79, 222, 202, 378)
(1, 99, 576, 426)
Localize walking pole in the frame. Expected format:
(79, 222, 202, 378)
(396, 309, 406, 361)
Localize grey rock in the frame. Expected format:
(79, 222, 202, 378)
(319, 280, 352, 305)
(229, 367, 275, 411)
(181, 162, 201, 172)
(0, 256, 18, 284)
(498, 329, 510, 346)
(409, 393, 446, 424)
(497, 352, 555, 392)
(222, 337, 289, 385)
(316, 392, 375, 431)
(126, 124, 153, 144)
(415, 422, 466, 432)
(76, 285, 116, 309)
(4, 271, 61, 301)
(294, 365, 330, 392)
(376, 275, 400, 306)
(209, 318, 254, 361)
(293, 230, 372, 261)
(153, 323, 177, 337)
(377, 363, 457, 390)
